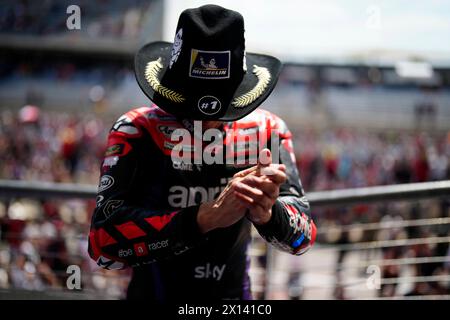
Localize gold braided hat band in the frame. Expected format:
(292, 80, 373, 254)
(144, 58, 271, 108)
(231, 65, 271, 108)
(144, 58, 185, 103)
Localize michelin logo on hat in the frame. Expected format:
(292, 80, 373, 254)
(189, 49, 230, 79)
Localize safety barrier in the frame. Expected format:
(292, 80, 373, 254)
(1, 179, 449, 204)
(0, 179, 449, 300)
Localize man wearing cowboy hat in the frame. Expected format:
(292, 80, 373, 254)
(88, 4, 316, 300)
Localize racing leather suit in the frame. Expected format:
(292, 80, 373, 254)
(88, 105, 317, 300)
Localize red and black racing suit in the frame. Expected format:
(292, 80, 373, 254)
(88, 105, 317, 300)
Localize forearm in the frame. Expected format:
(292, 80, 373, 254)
(197, 201, 216, 233)
(255, 195, 316, 255)
(89, 204, 205, 269)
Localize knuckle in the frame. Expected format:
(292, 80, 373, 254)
(247, 174, 257, 181)
(256, 193, 265, 202)
(230, 179, 240, 187)
(242, 176, 255, 186)
(278, 173, 287, 183)
(228, 182, 237, 191)
(254, 176, 264, 185)
(266, 180, 274, 189)
(263, 181, 277, 193)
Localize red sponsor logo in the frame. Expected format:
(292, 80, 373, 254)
(134, 242, 148, 257)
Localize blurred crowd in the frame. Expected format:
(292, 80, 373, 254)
(0, 107, 129, 298)
(314, 199, 450, 299)
(290, 128, 449, 298)
(2, 107, 448, 188)
(293, 127, 450, 191)
(0, 107, 106, 184)
(0, 198, 130, 298)
(0, 60, 130, 87)
(0, 107, 449, 299)
(0, 0, 153, 39)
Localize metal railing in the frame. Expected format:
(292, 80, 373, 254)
(0, 179, 449, 300)
(1, 179, 449, 205)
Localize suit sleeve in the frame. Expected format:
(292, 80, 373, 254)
(88, 115, 205, 270)
(254, 117, 317, 255)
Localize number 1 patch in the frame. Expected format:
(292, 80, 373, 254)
(198, 96, 222, 115)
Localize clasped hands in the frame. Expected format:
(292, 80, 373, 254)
(197, 148, 287, 233)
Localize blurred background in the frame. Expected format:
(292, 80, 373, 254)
(0, 0, 449, 299)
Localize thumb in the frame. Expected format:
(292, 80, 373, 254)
(258, 148, 272, 167)
(258, 148, 275, 176)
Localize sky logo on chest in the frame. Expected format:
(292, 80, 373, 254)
(189, 49, 230, 79)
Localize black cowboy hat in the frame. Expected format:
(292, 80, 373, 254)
(134, 4, 282, 121)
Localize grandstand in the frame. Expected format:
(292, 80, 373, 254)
(0, 0, 449, 300)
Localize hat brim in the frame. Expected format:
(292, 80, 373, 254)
(134, 41, 282, 121)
